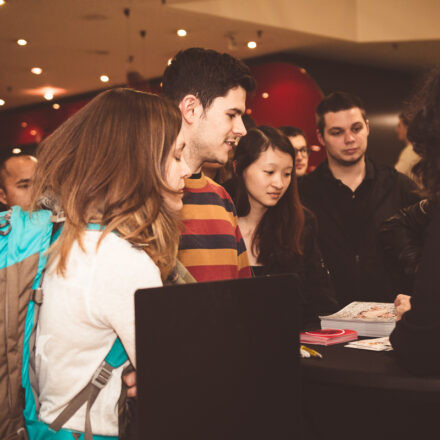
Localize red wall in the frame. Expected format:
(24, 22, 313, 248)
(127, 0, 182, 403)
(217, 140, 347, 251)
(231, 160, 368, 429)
(0, 61, 325, 167)
(247, 62, 325, 169)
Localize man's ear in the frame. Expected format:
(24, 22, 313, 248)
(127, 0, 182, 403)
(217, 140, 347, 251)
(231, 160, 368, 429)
(316, 129, 325, 147)
(179, 95, 201, 125)
(0, 188, 8, 206)
(365, 119, 370, 135)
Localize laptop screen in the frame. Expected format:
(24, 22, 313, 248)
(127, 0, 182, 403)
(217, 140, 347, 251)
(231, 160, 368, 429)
(135, 273, 301, 440)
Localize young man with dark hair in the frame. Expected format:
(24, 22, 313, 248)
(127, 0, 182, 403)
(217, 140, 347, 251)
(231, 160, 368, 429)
(279, 126, 310, 176)
(0, 155, 37, 211)
(162, 48, 256, 281)
(298, 91, 420, 307)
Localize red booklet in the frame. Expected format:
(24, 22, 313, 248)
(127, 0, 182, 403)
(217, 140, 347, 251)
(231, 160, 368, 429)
(300, 329, 358, 346)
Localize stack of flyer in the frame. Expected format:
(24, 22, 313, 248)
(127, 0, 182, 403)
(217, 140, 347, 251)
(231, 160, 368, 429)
(320, 302, 396, 337)
(300, 329, 358, 346)
(345, 337, 393, 351)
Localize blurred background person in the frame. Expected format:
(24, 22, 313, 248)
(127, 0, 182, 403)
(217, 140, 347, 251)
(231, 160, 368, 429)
(0, 154, 37, 211)
(394, 112, 421, 180)
(390, 67, 440, 375)
(227, 126, 338, 329)
(279, 126, 310, 176)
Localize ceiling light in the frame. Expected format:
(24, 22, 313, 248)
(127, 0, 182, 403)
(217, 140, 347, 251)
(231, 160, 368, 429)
(177, 29, 187, 37)
(52, 103, 60, 110)
(21, 122, 28, 128)
(30, 130, 37, 136)
(17, 39, 27, 46)
(245, 108, 252, 115)
(0, 99, 5, 106)
(167, 58, 173, 66)
(247, 41, 257, 49)
(12, 148, 22, 155)
(100, 74, 109, 83)
(261, 92, 269, 99)
(31, 67, 43, 75)
(44, 91, 54, 100)
(0, 1, 6, 6)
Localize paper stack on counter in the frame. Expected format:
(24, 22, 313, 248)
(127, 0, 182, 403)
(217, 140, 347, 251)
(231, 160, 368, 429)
(320, 301, 396, 337)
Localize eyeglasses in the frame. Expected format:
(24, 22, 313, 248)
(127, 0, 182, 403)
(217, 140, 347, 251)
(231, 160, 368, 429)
(294, 147, 311, 156)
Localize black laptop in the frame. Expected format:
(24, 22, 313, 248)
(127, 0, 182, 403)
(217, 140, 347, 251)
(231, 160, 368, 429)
(134, 274, 301, 440)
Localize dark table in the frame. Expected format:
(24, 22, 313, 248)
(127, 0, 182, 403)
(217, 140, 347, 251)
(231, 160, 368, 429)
(301, 342, 440, 440)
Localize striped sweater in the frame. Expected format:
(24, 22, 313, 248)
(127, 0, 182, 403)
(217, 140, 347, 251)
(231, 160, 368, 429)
(178, 173, 251, 282)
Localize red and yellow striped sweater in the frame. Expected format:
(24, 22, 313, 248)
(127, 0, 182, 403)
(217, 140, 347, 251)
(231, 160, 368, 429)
(178, 173, 251, 282)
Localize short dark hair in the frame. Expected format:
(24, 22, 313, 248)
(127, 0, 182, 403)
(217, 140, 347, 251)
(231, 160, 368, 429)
(0, 154, 36, 190)
(278, 126, 307, 142)
(162, 47, 256, 109)
(316, 91, 367, 135)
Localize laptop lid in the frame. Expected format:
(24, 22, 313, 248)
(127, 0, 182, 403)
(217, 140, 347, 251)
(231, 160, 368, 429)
(135, 274, 301, 440)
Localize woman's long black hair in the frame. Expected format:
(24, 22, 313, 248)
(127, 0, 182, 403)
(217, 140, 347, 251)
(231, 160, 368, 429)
(232, 126, 305, 271)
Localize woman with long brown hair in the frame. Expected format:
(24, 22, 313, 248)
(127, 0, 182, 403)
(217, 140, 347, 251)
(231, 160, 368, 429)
(32, 88, 190, 438)
(227, 126, 338, 328)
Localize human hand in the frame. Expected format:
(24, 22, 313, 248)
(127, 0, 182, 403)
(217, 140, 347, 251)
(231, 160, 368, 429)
(394, 294, 412, 321)
(123, 371, 137, 398)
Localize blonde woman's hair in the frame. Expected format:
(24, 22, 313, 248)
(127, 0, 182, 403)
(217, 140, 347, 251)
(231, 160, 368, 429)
(32, 88, 182, 279)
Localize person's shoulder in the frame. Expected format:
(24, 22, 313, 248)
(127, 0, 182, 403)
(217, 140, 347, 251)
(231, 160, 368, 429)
(89, 230, 158, 273)
(204, 176, 236, 212)
(374, 161, 409, 181)
(205, 175, 232, 198)
(372, 161, 421, 206)
(298, 163, 325, 186)
(297, 166, 325, 202)
(303, 207, 318, 234)
(183, 176, 237, 217)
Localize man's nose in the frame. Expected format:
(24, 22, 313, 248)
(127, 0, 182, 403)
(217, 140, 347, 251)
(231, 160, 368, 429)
(233, 116, 247, 137)
(345, 131, 355, 143)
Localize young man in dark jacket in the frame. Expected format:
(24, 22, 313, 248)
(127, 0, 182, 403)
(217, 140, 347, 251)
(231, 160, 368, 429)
(298, 92, 420, 307)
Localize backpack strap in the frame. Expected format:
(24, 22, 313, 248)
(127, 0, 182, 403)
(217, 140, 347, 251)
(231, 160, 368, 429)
(37, 223, 129, 439)
(49, 338, 128, 440)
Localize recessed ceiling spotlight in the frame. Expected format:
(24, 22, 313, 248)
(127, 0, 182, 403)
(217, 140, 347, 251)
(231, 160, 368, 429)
(177, 29, 187, 37)
(52, 103, 60, 110)
(31, 67, 43, 75)
(167, 58, 173, 66)
(30, 129, 37, 136)
(12, 147, 22, 154)
(44, 91, 54, 100)
(0, 99, 5, 106)
(261, 92, 269, 99)
(17, 39, 28, 46)
(247, 41, 257, 49)
(100, 74, 109, 83)
(21, 122, 28, 128)
(0, 1, 6, 6)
